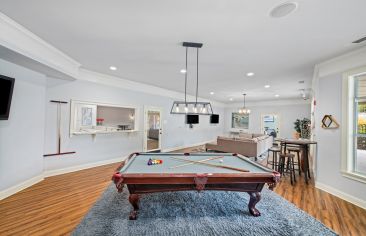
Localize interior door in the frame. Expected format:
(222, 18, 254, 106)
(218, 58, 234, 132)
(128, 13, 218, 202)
(261, 114, 280, 138)
(144, 107, 162, 152)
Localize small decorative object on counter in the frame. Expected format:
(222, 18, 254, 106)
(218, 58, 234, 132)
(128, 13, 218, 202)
(96, 118, 104, 126)
(118, 124, 130, 130)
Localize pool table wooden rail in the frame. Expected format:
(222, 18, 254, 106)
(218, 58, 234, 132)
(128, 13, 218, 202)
(112, 152, 280, 192)
(112, 152, 280, 219)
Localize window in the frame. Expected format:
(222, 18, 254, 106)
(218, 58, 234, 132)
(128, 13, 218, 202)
(342, 69, 366, 183)
(354, 75, 366, 175)
(231, 112, 249, 129)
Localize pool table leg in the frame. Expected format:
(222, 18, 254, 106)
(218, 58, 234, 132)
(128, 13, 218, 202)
(128, 194, 140, 220)
(247, 192, 261, 217)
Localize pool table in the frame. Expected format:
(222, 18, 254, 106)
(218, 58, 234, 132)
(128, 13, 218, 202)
(112, 152, 280, 220)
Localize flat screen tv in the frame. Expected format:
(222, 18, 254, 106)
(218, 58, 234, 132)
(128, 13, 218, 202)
(210, 114, 219, 124)
(186, 114, 199, 124)
(0, 75, 15, 120)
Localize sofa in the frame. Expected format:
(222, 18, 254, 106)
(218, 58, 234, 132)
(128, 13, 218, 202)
(205, 133, 273, 158)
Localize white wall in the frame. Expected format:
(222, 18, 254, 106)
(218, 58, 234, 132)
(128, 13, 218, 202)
(43, 78, 225, 172)
(0, 58, 225, 197)
(313, 46, 366, 209)
(0, 59, 46, 191)
(315, 74, 366, 206)
(224, 103, 311, 138)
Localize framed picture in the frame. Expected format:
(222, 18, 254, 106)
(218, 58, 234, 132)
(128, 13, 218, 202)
(74, 103, 97, 130)
(81, 107, 93, 126)
(263, 115, 274, 122)
(231, 112, 249, 129)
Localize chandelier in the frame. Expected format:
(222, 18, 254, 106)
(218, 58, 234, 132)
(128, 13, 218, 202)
(170, 42, 213, 115)
(238, 93, 250, 115)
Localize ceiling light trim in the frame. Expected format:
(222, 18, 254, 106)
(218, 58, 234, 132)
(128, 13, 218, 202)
(270, 2, 298, 18)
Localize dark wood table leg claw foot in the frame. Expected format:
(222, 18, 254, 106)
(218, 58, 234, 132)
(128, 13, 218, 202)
(128, 194, 140, 220)
(247, 192, 261, 217)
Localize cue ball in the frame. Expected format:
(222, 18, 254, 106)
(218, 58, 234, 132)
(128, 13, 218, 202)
(220, 159, 224, 163)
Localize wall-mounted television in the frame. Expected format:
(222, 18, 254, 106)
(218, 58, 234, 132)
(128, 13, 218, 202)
(210, 114, 219, 124)
(186, 114, 199, 124)
(0, 75, 15, 120)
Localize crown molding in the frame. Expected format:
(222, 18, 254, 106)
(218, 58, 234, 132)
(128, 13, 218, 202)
(316, 46, 366, 78)
(77, 68, 226, 107)
(0, 12, 225, 107)
(225, 98, 310, 108)
(0, 12, 304, 108)
(0, 12, 80, 78)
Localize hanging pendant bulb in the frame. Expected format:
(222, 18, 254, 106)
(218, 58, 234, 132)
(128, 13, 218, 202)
(201, 104, 207, 114)
(170, 42, 214, 115)
(239, 93, 250, 115)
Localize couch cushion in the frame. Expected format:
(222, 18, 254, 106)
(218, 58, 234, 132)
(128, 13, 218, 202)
(238, 133, 253, 139)
(236, 137, 256, 143)
(235, 137, 251, 141)
(218, 136, 234, 141)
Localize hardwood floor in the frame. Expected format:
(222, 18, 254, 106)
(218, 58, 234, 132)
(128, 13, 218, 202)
(1, 148, 366, 236)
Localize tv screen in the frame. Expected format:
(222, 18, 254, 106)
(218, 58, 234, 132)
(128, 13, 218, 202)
(210, 114, 219, 124)
(0, 75, 15, 120)
(186, 115, 199, 124)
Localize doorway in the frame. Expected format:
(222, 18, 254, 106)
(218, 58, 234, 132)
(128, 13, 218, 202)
(144, 107, 162, 152)
(261, 114, 280, 138)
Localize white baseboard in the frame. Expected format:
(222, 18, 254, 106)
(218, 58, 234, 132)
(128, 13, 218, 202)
(0, 140, 216, 200)
(0, 174, 44, 200)
(43, 156, 125, 178)
(162, 140, 214, 153)
(315, 181, 366, 210)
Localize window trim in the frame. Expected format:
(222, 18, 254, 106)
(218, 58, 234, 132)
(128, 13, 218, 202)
(341, 66, 366, 183)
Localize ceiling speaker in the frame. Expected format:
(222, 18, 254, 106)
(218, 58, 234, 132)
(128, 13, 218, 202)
(270, 2, 298, 18)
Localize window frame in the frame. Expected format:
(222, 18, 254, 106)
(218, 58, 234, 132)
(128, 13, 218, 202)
(342, 66, 366, 183)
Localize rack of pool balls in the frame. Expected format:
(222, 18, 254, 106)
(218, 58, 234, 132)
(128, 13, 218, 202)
(147, 158, 163, 165)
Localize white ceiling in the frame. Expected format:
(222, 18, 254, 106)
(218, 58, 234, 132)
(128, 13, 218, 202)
(1, 0, 366, 102)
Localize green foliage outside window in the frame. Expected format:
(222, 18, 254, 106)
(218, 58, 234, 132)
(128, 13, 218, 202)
(358, 103, 366, 134)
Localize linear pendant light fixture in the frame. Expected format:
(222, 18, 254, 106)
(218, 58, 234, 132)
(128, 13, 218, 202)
(170, 42, 213, 115)
(238, 93, 250, 115)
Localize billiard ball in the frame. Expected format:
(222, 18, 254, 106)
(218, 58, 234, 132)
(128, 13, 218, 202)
(219, 159, 224, 163)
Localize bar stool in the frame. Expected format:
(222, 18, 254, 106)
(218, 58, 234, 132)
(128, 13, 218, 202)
(287, 147, 301, 176)
(278, 153, 296, 185)
(267, 147, 281, 171)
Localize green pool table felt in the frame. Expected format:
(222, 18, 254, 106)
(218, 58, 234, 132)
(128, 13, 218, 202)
(119, 153, 269, 174)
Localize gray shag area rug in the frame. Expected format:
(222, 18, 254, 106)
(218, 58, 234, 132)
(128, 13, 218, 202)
(73, 184, 337, 236)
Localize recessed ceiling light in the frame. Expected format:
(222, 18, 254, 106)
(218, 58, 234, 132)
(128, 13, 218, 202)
(109, 66, 117, 71)
(246, 72, 255, 77)
(264, 85, 270, 88)
(275, 94, 280, 97)
(229, 98, 233, 101)
(270, 2, 298, 18)
(210, 92, 214, 95)
(180, 69, 187, 74)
